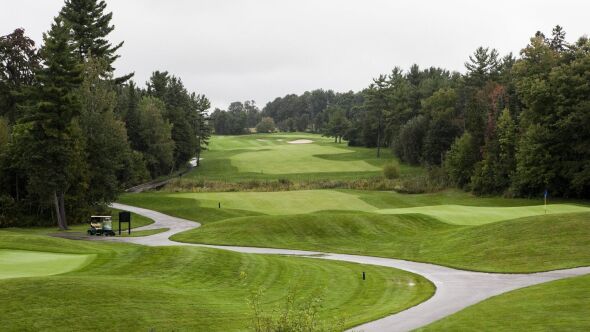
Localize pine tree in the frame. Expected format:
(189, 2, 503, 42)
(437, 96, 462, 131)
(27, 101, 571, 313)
(59, 0, 132, 82)
(549, 25, 568, 52)
(19, 17, 85, 230)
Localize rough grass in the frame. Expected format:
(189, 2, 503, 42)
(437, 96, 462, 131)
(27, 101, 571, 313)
(419, 274, 590, 331)
(0, 231, 434, 331)
(171, 212, 590, 273)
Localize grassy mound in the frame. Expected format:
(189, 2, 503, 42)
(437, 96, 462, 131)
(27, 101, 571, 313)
(0, 231, 434, 331)
(172, 212, 590, 273)
(419, 274, 590, 331)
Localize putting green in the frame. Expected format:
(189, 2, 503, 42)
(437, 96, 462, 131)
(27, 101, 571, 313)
(377, 204, 590, 225)
(0, 249, 94, 279)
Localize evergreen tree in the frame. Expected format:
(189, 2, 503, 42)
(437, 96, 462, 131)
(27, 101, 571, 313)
(59, 0, 132, 82)
(18, 17, 85, 230)
(549, 25, 568, 52)
(444, 132, 477, 188)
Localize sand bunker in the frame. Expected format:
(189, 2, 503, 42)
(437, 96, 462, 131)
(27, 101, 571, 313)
(256, 139, 269, 142)
(288, 139, 313, 144)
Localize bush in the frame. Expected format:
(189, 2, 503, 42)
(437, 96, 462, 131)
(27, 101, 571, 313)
(383, 162, 400, 179)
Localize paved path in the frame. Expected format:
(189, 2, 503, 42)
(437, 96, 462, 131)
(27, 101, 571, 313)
(109, 203, 590, 332)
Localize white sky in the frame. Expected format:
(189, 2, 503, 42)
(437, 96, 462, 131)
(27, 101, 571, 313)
(2, 0, 589, 110)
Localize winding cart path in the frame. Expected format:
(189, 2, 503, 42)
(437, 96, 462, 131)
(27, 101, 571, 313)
(108, 203, 590, 332)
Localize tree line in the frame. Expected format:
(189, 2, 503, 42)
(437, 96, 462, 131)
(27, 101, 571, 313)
(218, 26, 589, 198)
(0, 0, 210, 228)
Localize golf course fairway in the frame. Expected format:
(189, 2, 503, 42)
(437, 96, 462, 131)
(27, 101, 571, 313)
(0, 249, 94, 279)
(0, 231, 434, 331)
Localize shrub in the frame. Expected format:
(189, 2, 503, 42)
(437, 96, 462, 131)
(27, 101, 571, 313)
(383, 162, 400, 179)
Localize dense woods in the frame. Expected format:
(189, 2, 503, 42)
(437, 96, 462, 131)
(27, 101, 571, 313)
(0, 0, 210, 227)
(1, 0, 589, 229)
(210, 26, 589, 199)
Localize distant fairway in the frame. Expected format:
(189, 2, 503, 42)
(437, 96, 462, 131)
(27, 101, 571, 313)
(0, 249, 94, 279)
(185, 133, 422, 181)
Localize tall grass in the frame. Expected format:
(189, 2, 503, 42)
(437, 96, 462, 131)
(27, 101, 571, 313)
(162, 173, 447, 194)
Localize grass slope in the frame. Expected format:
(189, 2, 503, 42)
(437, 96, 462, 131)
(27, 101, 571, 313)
(419, 274, 590, 331)
(119, 189, 590, 226)
(0, 231, 434, 331)
(171, 212, 590, 273)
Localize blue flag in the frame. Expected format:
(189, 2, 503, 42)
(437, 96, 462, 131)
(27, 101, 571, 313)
(544, 189, 548, 199)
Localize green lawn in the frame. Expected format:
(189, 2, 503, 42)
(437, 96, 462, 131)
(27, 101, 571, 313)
(0, 249, 94, 280)
(419, 274, 590, 331)
(171, 212, 590, 273)
(118, 189, 590, 272)
(186, 133, 423, 181)
(0, 231, 433, 331)
(119, 189, 590, 226)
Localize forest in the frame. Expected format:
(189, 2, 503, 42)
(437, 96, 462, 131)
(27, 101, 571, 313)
(0, 0, 210, 227)
(212, 26, 590, 199)
(1, 0, 589, 230)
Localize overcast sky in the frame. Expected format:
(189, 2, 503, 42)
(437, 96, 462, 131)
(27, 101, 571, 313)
(2, 0, 589, 110)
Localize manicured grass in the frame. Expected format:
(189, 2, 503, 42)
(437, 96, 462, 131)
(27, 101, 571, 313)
(2, 209, 154, 236)
(419, 274, 590, 331)
(0, 231, 434, 331)
(186, 133, 424, 181)
(0, 249, 94, 280)
(171, 212, 590, 273)
(376, 204, 590, 225)
(119, 189, 590, 226)
(117, 228, 169, 237)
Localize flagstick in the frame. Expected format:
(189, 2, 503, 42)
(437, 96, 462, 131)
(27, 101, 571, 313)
(544, 195, 547, 214)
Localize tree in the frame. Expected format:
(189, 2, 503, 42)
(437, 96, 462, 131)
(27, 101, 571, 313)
(549, 25, 568, 52)
(17, 17, 85, 230)
(323, 106, 350, 143)
(445, 132, 478, 188)
(59, 0, 132, 82)
(465, 47, 501, 85)
(395, 115, 428, 165)
(0, 29, 40, 122)
(78, 57, 139, 204)
(421, 88, 461, 165)
(256, 117, 276, 133)
(136, 96, 175, 177)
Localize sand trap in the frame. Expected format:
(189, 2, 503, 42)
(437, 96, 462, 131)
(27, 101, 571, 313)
(288, 139, 313, 144)
(256, 139, 269, 142)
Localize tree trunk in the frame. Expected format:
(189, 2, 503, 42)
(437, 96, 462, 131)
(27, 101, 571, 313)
(334, 136, 337, 143)
(338, 136, 342, 144)
(54, 191, 65, 230)
(58, 191, 68, 230)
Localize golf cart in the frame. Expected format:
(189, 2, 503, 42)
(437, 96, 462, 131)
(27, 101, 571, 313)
(87, 216, 116, 236)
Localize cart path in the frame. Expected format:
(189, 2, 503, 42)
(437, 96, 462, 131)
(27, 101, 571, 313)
(108, 203, 590, 332)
